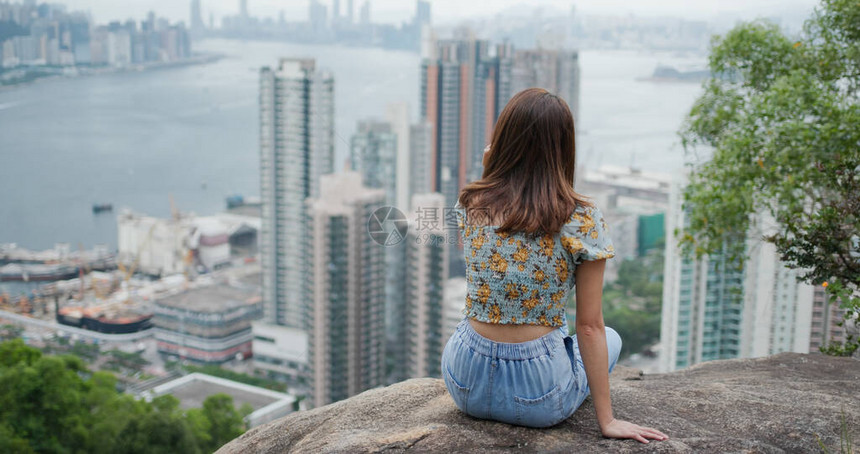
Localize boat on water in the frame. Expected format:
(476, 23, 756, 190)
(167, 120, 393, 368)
(93, 203, 113, 214)
(648, 64, 710, 82)
(0, 263, 79, 282)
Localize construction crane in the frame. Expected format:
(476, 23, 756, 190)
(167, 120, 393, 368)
(76, 243, 112, 303)
(169, 193, 180, 221)
(169, 193, 197, 287)
(116, 223, 157, 306)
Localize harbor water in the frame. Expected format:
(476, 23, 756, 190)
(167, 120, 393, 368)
(0, 39, 704, 257)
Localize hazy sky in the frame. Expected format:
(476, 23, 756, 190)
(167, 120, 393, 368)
(59, 0, 821, 27)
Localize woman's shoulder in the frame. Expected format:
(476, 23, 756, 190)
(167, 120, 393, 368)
(560, 201, 615, 263)
(563, 202, 607, 230)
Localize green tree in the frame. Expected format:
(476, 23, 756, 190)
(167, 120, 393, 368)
(569, 247, 665, 359)
(187, 393, 250, 453)
(0, 341, 90, 452)
(85, 372, 150, 454)
(0, 324, 24, 341)
(601, 249, 664, 359)
(117, 395, 202, 454)
(679, 0, 860, 353)
(0, 339, 252, 453)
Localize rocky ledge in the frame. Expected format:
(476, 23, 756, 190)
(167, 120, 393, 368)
(217, 353, 859, 453)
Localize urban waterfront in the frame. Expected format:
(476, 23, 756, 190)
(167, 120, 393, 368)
(0, 38, 702, 253)
(3, 0, 856, 449)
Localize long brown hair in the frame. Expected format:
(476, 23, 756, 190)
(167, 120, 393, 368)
(459, 87, 589, 235)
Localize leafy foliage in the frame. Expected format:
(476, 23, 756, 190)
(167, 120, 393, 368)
(601, 249, 664, 359)
(0, 324, 24, 341)
(570, 248, 664, 359)
(0, 339, 251, 453)
(680, 0, 860, 354)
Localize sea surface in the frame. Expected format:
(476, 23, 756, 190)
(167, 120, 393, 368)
(0, 38, 704, 258)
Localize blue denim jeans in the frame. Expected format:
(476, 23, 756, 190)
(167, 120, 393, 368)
(441, 318, 622, 428)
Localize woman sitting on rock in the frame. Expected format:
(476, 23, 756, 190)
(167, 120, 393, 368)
(442, 87, 669, 444)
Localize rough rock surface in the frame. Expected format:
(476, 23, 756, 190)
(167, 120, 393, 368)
(218, 353, 859, 453)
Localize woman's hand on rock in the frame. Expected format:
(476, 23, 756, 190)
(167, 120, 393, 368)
(600, 418, 669, 444)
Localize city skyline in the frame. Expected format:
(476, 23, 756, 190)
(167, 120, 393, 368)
(0, 0, 856, 450)
(57, 0, 820, 29)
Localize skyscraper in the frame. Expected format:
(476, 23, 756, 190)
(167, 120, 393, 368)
(305, 172, 386, 407)
(349, 118, 402, 367)
(808, 287, 848, 351)
(384, 102, 411, 211)
(421, 36, 512, 275)
(190, 0, 205, 32)
(409, 121, 433, 198)
(659, 178, 819, 372)
(510, 48, 581, 125)
(346, 103, 430, 213)
(400, 193, 449, 380)
(415, 0, 431, 27)
(309, 0, 328, 36)
(349, 120, 398, 206)
(385, 193, 449, 383)
(259, 58, 334, 329)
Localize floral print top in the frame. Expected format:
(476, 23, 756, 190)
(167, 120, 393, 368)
(455, 201, 615, 327)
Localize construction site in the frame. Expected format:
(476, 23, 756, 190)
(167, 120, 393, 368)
(1, 195, 261, 338)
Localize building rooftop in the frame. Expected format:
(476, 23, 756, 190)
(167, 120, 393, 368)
(156, 285, 258, 313)
(145, 373, 296, 427)
(158, 374, 281, 411)
(582, 165, 672, 192)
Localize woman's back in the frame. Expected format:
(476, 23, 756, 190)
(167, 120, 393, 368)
(440, 88, 668, 443)
(456, 201, 615, 331)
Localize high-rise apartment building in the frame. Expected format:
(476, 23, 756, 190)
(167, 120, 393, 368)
(259, 58, 334, 328)
(349, 120, 398, 206)
(387, 193, 449, 382)
(808, 286, 848, 351)
(305, 172, 386, 407)
(351, 104, 432, 212)
(421, 37, 514, 275)
(659, 178, 821, 372)
(421, 37, 512, 201)
(510, 48, 581, 127)
(349, 118, 402, 361)
(409, 121, 433, 198)
(385, 102, 412, 211)
(349, 110, 445, 384)
(421, 37, 583, 275)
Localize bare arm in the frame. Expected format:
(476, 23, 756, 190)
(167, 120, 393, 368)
(574, 259, 613, 427)
(575, 259, 668, 444)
